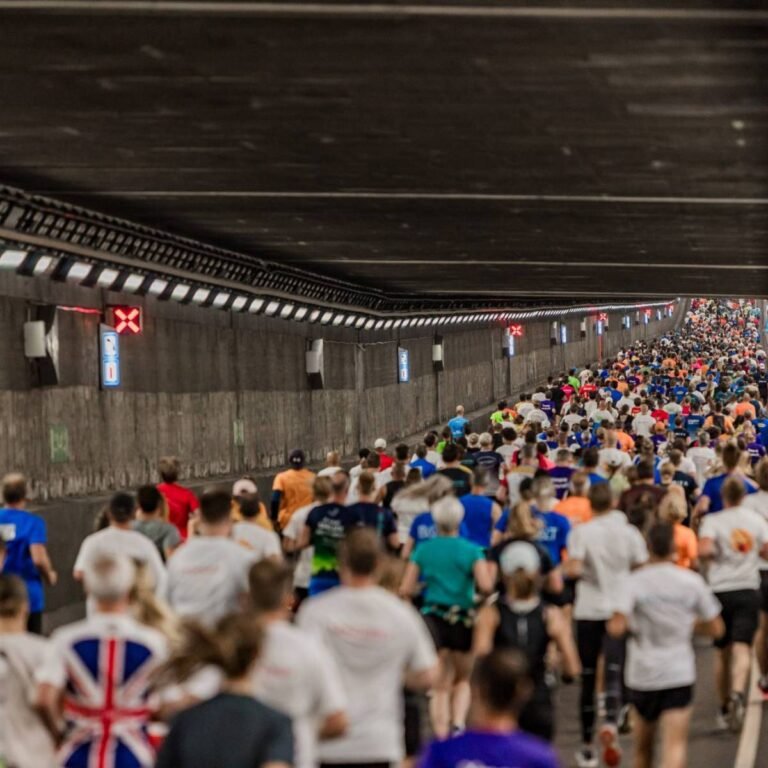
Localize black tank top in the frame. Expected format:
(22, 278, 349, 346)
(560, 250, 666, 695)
(494, 599, 549, 683)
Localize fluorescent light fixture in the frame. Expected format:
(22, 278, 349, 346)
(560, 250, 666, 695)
(364, 319, 375, 330)
(355, 316, 366, 328)
(249, 298, 265, 313)
(232, 296, 248, 311)
(212, 292, 230, 308)
(308, 309, 322, 323)
(96, 267, 119, 287)
(0, 249, 26, 269)
(384, 319, 395, 330)
(66, 261, 93, 281)
(344, 315, 357, 327)
(31, 255, 56, 276)
(393, 319, 404, 330)
(332, 314, 345, 327)
(320, 311, 333, 325)
(264, 301, 280, 316)
(374, 320, 385, 330)
(294, 307, 308, 322)
(171, 284, 191, 301)
(123, 273, 146, 293)
(148, 278, 169, 296)
(280, 303, 295, 319)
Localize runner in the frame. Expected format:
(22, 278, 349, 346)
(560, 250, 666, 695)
(0, 473, 57, 634)
(157, 456, 199, 540)
(698, 477, 768, 731)
(271, 449, 316, 531)
(418, 650, 560, 768)
(608, 522, 724, 768)
(458, 468, 503, 548)
(565, 482, 648, 768)
(400, 496, 493, 737)
(232, 492, 283, 560)
(133, 484, 181, 562)
(299, 528, 438, 768)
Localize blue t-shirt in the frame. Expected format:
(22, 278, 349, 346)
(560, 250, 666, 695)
(0, 508, 47, 612)
(448, 416, 470, 439)
(409, 512, 437, 548)
(410, 457, 437, 479)
(548, 466, 575, 499)
(673, 385, 688, 403)
(533, 509, 571, 567)
(701, 474, 758, 514)
(684, 414, 706, 439)
(345, 502, 397, 540)
(459, 494, 495, 548)
(419, 730, 559, 768)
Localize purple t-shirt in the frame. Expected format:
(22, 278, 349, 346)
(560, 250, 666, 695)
(419, 730, 560, 768)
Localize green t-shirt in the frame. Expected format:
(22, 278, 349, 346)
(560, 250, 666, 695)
(411, 536, 483, 611)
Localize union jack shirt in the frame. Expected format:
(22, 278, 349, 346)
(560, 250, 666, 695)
(39, 613, 168, 768)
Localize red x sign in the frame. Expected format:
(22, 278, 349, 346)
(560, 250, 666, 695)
(598, 312, 608, 322)
(111, 306, 142, 335)
(509, 324, 523, 337)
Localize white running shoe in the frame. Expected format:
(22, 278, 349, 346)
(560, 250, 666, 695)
(574, 747, 598, 768)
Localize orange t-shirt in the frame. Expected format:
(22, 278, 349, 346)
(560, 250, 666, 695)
(735, 402, 757, 420)
(555, 497, 592, 526)
(673, 524, 698, 569)
(617, 431, 635, 453)
(273, 468, 316, 528)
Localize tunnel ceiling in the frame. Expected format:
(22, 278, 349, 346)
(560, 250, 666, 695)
(0, 0, 767, 307)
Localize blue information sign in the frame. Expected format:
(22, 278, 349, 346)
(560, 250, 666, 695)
(100, 325, 121, 388)
(398, 347, 410, 383)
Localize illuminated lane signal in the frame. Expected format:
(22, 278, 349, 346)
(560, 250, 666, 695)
(509, 324, 523, 337)
(110, 306, 142, 335)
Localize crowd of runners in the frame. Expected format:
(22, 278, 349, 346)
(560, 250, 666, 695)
(1, 297, 768, 768)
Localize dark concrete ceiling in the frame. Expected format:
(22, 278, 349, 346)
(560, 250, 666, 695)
(1, 1, 767, 303)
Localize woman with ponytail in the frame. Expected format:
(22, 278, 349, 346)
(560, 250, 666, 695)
(473, 541, 580, 742)
(156, 613, 293, 768)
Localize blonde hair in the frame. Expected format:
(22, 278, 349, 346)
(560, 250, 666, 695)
(131, 562, 181, 645)
(658, 487, 687, 524)
(505, 501, 541, 539)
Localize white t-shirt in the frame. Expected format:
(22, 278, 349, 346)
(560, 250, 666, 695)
(568, 511, 648, 620)
(282, 504, 314, 588)
(699, 506, 768, 592)
(517, 402, 534, 418)
(253, 620, 347, 768)
(686, 446, 716, 485)
(743, 491, 768, 571)
(166, 537, 256, 625)
(598, 448, 632, 472)
(0, 633, 57, 768)
(297, 585, 437, 763)
(524, 409, 550, 428)
(73, 527, 168, 605)
(231, 522, 282, 561)
(632, 414, 656, 438)
(615, 563, 721, 691)
(563, 412, 583, 429)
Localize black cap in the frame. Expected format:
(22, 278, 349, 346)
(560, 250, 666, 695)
(289, 449, 306, 469)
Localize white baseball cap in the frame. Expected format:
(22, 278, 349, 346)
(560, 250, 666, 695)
(499, 541, 541, 576)
(232, 478, 258, 497)
(374, 438, 387, 450)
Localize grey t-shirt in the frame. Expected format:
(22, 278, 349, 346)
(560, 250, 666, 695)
(133, 519, 181, 561)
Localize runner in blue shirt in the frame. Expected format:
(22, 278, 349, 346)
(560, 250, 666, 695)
(448, 405, 470, 440)
(0, 474, 57, 634)
(530, 477, 571, 567)
(695, 443, 758, 516)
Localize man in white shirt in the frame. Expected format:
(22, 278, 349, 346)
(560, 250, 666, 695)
(686, 432, 717, 487)
(298, 528, 437, 768)
(608, 522, 723, 768)
(742, 459, 768, 693)
(167, 488, 256, 626)
(564, 483, 648, 768)
(73, 492, 167, 606)
(700, 476, 768, 730)
(524, 404, 550, 429)
(231, 494, 282, 561)
(632, 403, 657, 439)
(249, 559, 348, 768)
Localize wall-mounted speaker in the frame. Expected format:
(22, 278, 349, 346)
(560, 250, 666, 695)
(306, 338, 325, 389)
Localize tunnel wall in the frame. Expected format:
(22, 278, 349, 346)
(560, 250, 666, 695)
(0, 270, 683, 502)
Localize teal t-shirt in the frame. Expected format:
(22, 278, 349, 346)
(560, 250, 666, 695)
(411, 536, 484, 611)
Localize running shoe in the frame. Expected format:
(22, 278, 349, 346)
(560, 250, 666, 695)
(598, 724, 622, 767)
(574, 747, 598, 768)
(715, 708, 728, 732)
(758, 675, 768, 699)
(726, 692, 745, 733)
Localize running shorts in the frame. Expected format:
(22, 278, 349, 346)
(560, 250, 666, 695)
(629, 685, 694, 722)
(760, 571, 768, 613)
(714, 589, 760, 649)
(423, 613, 473, 652)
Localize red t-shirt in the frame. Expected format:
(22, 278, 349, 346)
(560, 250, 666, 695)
(158, 482, 199, 539)
(378, 454, 394, 471)
(651, 409, 669, 423)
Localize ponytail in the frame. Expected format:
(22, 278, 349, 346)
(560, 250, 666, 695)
(154, 613, 264, 685)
